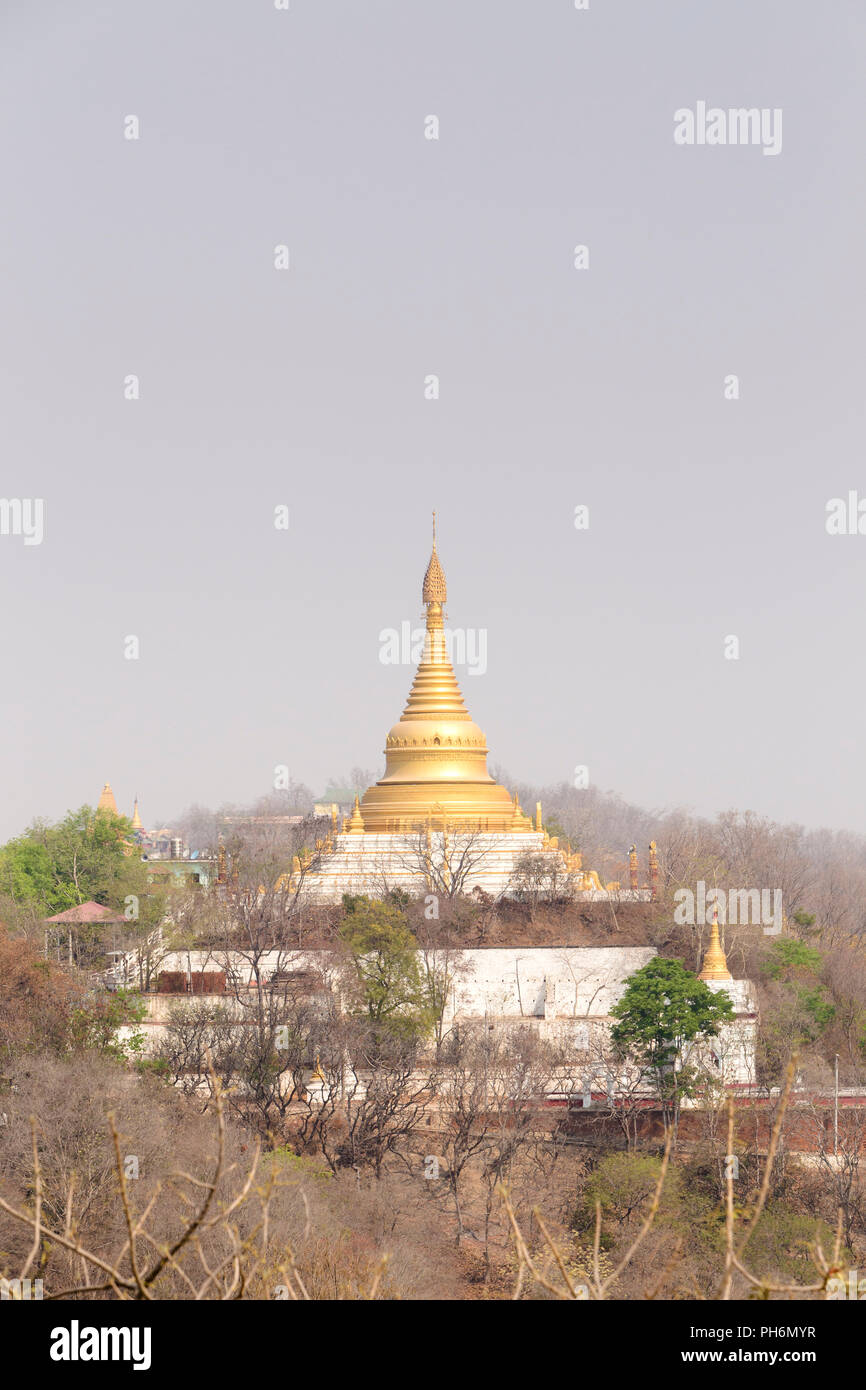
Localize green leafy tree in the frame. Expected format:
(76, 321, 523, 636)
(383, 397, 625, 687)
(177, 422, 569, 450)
(0, 806, 146, 914)
(0, 837, 54, 905)
(575, 1152, 679, 1247)
(761, 939, 823, 983)
(339, 898, 434, 1042)
(609, 957, 734, 1136)
(758, 939, 835, 1082)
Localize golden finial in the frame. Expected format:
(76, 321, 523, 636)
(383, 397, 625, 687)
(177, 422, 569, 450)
(422, 515, 447, 605)
(648, 840, 659, 901)
(130, 797, 143, 830)
(535, 801, 543, 833)
(699, 902, 732, 981)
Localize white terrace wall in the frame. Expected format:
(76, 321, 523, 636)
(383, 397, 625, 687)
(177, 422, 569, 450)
(131, 945, 757, 1086)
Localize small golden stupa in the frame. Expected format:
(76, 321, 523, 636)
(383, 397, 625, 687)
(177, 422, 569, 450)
(358, 517, 532, 834)
(130, 797, 143, 831)
(699, 904, 733, 982)
(97, 782, 119, 815)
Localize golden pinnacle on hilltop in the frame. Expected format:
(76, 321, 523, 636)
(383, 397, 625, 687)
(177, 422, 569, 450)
(356, 520, 531, 833)
(699, 904, 733, 982)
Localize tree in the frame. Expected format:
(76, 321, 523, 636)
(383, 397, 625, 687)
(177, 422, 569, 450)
(67, 988, 148, 1062)
(609, 958, 734, 1136)
(434, 1024, 561, 1271)
(0, 806, 166, 973)
(339, 898, 434, 1042)
(316, 1022, 435, 1179)
(757, 939, 835, 1085)
(761, 938, 823, 983)
(381, 825, 501, 903)
(0, 806, 140, 914)
(0, 927, 75, 1061)
(576, 1152, 676, 1246)
(508, 852, 575, 920)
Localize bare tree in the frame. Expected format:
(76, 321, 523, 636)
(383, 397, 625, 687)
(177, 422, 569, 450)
(384, 825, 503, 902)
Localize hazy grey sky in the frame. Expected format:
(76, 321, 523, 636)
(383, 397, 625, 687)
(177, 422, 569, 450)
(2, 1, 864, 840)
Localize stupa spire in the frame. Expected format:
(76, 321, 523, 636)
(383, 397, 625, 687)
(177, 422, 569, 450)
(422, 511, 447, 607)
(131, 797, 143, 830)
(699, 902, 733, 981)
(97, 782, 119, 816)
(404, 519, 467, 722)
(356, 519, 525, 833)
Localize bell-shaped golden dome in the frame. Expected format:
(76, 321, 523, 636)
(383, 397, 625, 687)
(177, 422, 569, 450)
(358, 523, 530, 833)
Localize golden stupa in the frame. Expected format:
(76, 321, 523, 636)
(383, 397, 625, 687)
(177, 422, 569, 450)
(357, 518, 532, 834)
(699, 905, 733, 982)
(131, 797, 143, 831)
(97, 782, 119, 815)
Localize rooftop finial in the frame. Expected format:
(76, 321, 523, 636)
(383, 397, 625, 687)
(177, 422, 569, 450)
(422, 515, 447, 605)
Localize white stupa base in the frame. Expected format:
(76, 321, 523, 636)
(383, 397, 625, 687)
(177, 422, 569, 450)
(297, 829, 556, 903)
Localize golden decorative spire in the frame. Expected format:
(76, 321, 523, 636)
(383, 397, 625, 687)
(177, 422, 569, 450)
(97, 782, 119, 816)
(648, 840, 659, 901)
(131, 797, 143, 830)
(510, 793, 531, 832)
(535, 801, 543, 833)
(421, 516, 447, 605)
(346, 795, 366, 834)
(699, 903, 733, 982)
(357, 520, 520, 833)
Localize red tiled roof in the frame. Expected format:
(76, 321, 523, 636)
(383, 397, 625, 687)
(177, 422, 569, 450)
(44, 900, 126, 924)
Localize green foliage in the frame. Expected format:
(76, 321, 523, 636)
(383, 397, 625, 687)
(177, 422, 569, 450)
(758, 939, 835, 1078)
(341, 893, 369, 915)
(796, 986, 835, 1032)
(265, 1149, 333, 1183)
(575, 1153, 676, 1245)
(761, 939, 823, 983)
(543, 816, 573, 852)
(0, 805, 157, 918)
(745, 1206, 846, 1287)
(610, 957, 735, 1074)
(384, 887, 411, 911)
(134, 1054, 171, 1078)
(68, 988, 147, 1061)
(0, 837, 54, 903)
(339, 899, 434, 1041)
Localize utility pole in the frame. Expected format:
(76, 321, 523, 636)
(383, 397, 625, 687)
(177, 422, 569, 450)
(834, 1053, 839, 1159)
